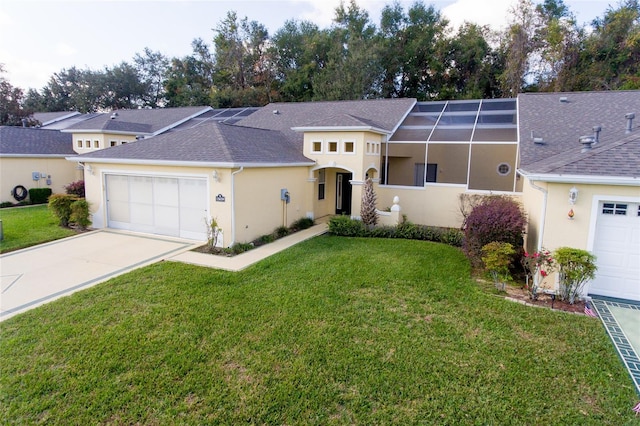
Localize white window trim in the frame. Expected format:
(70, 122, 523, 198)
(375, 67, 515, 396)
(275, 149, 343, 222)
(326, 140, 339, 155)
(311, 140, 323, 154)
(342, 140, 356, 155)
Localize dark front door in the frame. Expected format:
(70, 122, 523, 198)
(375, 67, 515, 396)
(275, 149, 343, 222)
(335, 173, 352, 215)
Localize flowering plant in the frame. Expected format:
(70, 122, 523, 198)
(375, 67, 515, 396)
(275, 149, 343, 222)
(521, 249, 555, 300)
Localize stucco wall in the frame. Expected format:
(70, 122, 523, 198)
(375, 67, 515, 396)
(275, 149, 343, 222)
(72, 132, 137, 154)
(233, 167, 312, 244)
(0, 157, 82, 203)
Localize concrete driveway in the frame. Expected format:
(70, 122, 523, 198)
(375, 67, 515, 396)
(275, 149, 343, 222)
(1, 230, 198, 321)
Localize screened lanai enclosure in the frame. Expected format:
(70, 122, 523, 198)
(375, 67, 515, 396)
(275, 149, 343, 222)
(382, 99, 519, 192)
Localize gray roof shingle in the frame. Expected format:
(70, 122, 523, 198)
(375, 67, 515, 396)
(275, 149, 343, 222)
(63, 106, 212, 135)
(518, 90, 640, 177)
(237, 98, 416, 145)
(0, 126, 74, 156)
(72, 121, 313, 165)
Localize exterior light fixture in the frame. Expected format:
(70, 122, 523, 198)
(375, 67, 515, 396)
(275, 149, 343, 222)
(568, 186, 578, 205)
(212, 170, 219, 182)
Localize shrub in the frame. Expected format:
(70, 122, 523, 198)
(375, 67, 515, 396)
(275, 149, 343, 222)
(521, 249, 555, 300)
(554, 247, 597, 304)
(290, 217, 314, 232)
(229, 242, 253, 255)
(28, 188, 52, 205)
(439, 228, 464, 247)
(481, 242, 515, 291)
(0, 201, 14, 208)
(464, 196, 527, 266)
(328, 216, 366, 237)
(69, 199, 91, 229)
(275, 226, 290, 239)
(48, 194, 78, 227)
(205, 217, 223, 250)
(64, 180, 85, 198)
(360, 178, 378, 228)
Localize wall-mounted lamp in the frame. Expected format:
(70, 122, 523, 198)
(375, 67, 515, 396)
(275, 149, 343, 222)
(212, 170, 220, 182)
(85, 165, 93, 175)
(568, 186, 578, 205)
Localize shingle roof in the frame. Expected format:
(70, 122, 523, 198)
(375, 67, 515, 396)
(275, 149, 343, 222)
(63, 106, 212, 135)
(0, 126, 74, 156)
(236, 98, 416, 145)
(32, 111, 81, 127)
(518, 90, 640, 177)
(72, 121, 313, 165)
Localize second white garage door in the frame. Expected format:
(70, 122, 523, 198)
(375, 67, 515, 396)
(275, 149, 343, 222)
(106, 174, 208, 241)
(589, 201, 640, 302)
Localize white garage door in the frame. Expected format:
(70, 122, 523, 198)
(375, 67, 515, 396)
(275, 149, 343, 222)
(106, 174, 208, 241)
(589, 201, 640, 301)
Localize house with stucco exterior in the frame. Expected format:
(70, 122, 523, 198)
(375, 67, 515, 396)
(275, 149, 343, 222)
(3, 91, 638, 301)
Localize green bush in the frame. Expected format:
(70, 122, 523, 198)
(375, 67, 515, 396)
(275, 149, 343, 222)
(0, 201, 14, 208)
(229, 242, 254, 255)
(70, 199, 91, 229)
(328, 216, 366, 237)
(28, 188, 52, 205)
(290, 217, 314, 231)
(48, 194, 78, 227)
(554, 247, 597, 304)
(481, 242, 516, 291)
(275, 226, 290, 238)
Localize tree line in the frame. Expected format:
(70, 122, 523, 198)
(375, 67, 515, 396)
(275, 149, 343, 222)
(1, 0, 639, 125)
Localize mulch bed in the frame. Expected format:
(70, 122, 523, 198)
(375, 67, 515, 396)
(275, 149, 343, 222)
(502, 284, 587, 315)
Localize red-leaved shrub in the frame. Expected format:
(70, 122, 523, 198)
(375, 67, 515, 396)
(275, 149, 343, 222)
(463, 196, 527, 266)
(64, 180, 85, 198)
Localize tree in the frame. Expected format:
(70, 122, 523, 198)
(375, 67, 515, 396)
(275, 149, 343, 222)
(498, 0, 537, 96)
(164, 38, 215, 107)
(377, 1, 449, 100)
(312, 0, 381, 100)
(270, 19, 327, 101)
(0, 65, 34, 125)
(134, 47, 170, 107)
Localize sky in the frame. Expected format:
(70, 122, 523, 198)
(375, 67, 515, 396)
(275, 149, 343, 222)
(0, 0, 616, 91)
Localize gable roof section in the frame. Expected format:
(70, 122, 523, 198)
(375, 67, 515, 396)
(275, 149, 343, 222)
(62, 106, 212, 136)
(292, 114, 390, 134)
(0, 126, 74, 157)
(236, 98, 416, 144)
(33, 111, 81, 127)
(68, 121, 313, 167)
(518, 90, 640, 180)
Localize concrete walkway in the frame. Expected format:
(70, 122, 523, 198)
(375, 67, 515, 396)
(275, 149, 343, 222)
(169, 222, 328, 271)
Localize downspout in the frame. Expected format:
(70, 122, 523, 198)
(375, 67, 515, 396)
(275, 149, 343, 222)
(230, 166, 244, 246)
(527, 176, 548, 252)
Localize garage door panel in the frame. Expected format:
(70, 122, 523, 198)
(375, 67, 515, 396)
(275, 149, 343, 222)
(589, 201, 640, 302)
(106, 174, 208, 241)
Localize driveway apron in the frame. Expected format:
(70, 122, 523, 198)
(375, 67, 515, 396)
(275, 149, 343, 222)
(1, 230, 196, 321)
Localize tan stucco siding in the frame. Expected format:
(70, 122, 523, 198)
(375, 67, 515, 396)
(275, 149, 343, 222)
(0, 157, 82, 203)
(425, 144, 469, 184)
(232, 167, 311, 244)
(468, 144, 518, 192)
(539, 182, 640, 251)
(72, 132, 137, 154)
(520, 178, 547, 253)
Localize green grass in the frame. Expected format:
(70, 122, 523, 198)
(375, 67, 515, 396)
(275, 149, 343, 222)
(0, 205, 78, 253)
(1, 237, 637, 425)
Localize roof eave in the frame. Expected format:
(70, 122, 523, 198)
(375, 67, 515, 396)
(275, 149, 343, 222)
(291, 125, 390, 135)
(66, 156, 315, 169)
(518, 169, 640, 186)
(61, 129, 152, 137)
(1, 153, 72, 158)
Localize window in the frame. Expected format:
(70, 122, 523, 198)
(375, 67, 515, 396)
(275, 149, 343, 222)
(77, 140, 83, 148)
(344, 141, 355, 153)
(94, 140, 100, 148)
(603, 203, 627, 215)
(85, 140, 91, 148)
(318, 169, 326, 200)
(110, 140, 117, 147)
(497, 163, 511, 176)
(328, 141, 338, 153)
(312, 141, 322, 153)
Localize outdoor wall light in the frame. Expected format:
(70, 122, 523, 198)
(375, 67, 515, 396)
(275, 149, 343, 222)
(568, 186, 578, 205)
(85, 165, 93, 175)
(212, 170, 220, 182)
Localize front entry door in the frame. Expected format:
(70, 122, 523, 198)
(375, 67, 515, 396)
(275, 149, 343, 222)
(335, 173, 352, 215)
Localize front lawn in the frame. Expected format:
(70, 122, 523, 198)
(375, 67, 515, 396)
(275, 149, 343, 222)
(0, 237, 636, 424)
(0, 205, 78, 253)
